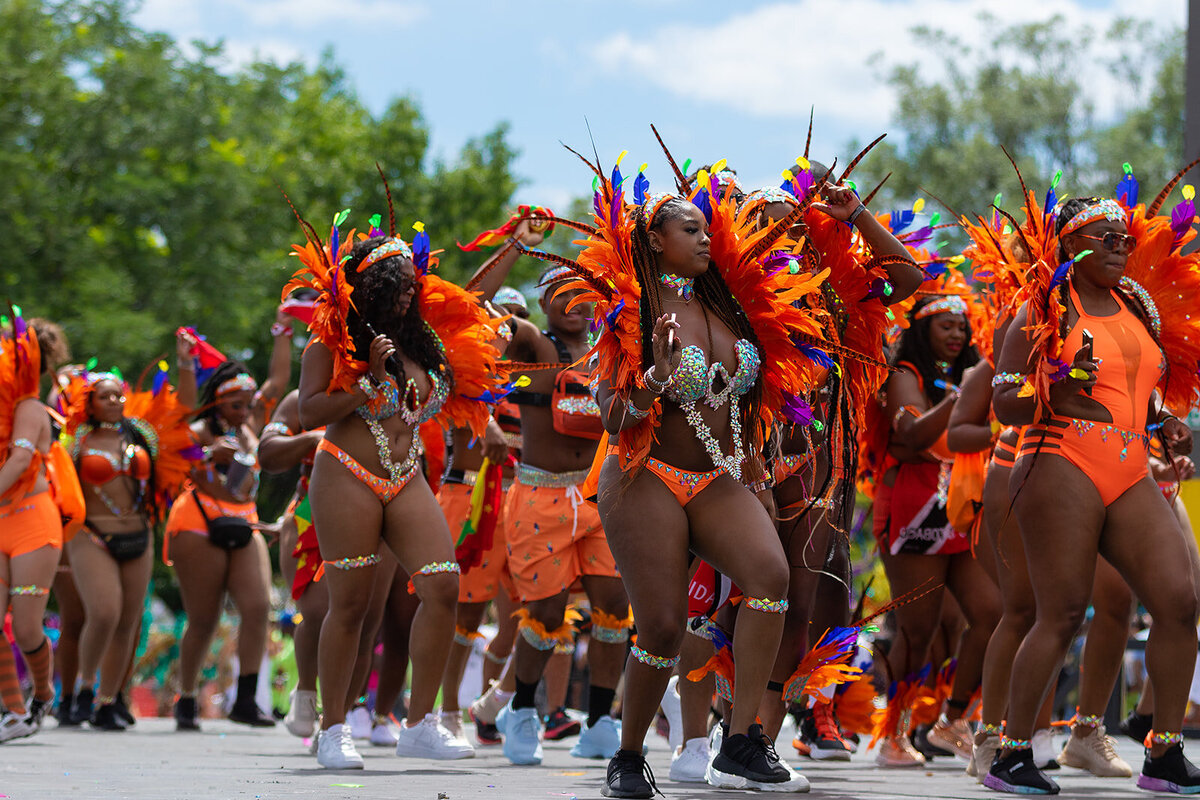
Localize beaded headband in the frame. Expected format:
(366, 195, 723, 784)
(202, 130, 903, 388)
(743, 186, 798, 209)
(494, 286, 528, 310)
(538, 266, 577, 300)
(713, 170, 741, 191)
(360, 237, 413, 272)
(914, 295, 969, 320)
(1059, 199, 1127, 238)
(642, 192, 685, 229)
(216, 373, 258, 397)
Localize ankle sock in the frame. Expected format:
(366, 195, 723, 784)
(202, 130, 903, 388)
(21, 636, 54, 703)
(0, 635, 25, 714)
(587, 686, 615, 727)
(513, 679, 538, 710)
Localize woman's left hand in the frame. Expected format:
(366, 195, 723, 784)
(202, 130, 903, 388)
(812, 182, 862, 222)
(1163, 416, 1193, 455)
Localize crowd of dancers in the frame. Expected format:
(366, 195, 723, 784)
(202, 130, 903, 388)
(4, 125, 1200, 798)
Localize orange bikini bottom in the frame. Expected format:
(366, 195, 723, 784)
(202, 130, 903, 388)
(643, 457, 728, 508)
(1018, 416, 1150, 507)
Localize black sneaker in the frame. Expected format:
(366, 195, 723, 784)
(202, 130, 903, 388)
(89, 703, 128, 731)
(1120, 709, 1153, 746)
(983, 747, 1060, 794)
(601, 748, 660, 799)
(801, 702, 851, 761)
(1139, 743, 1200, 794)
(55, 692, 77, 727)
(174, 696, 201, 731)
(113, 693, 136, 727)
(709, 723, 809, 791)
(27, 698, 49, 731)
(229, 703, 277, 727)
(545, 707, 581, 740)
(912, 723, 951, 760)
(69, 688, 95, 726)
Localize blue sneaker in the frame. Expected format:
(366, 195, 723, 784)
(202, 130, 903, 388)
(572, 716, 621, 760)
(496, 702, 543, 765)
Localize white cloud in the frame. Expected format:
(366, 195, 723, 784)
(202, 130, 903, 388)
(590, 0, 1184, 125)
(217, 38, 311, 69)
(233, 0, 427, 29)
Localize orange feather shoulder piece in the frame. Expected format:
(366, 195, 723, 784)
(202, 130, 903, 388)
(0, 311, 43, 502)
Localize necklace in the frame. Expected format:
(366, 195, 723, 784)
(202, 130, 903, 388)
(935, 360, 951, 374)
(660, 273, 694, 301)
(97, 421, 122, 431)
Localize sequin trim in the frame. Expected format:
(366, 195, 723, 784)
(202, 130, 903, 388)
(1058, 198, 1126, 238)
(991, 372, 1026, 387)
(10, 438, 36, 453)
(914, 295, 968, 320)
(645, 457, 727, 500)
(555, 395, 601, 417)
(630, 644, 678, 670)
(260, 421, 292, 438)
(216, 374, 257, 397)
(483, 649, 507, 665)
(1000, 735, 1032, 750)
(553, 641, 576, 655)
(745, 597, 789, 613)
(980, 722, 1003, 737)
(1068, 418, 1150, 462)
(520, 625, 563, 652)
(413, 560, 460, 578)
(1072, 712, 1103, 728)
(591, 624, 631, 644)
(9, 585, 49, 596)
(515, 463, 590, 488)
(1148, 731, 1184, 747)
(1119, 276, 1161, 336)
(325, 554, 381, 570)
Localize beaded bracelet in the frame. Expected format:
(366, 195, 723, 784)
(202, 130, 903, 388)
(10, 438, 36, 453)
(624, 396, 652, 420)
(991, 372, 1026, 388)
(643, 366, 671, 395)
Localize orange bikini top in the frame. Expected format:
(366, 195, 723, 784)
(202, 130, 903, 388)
(79, 445, 151, 485)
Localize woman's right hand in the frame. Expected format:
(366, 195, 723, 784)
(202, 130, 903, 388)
(1049, 345, 1098, 411)
(650, 313, 682, 383)
(207, 437, 238, 466)
(176, 328, 197, 363)
(369, 334, 396, 382)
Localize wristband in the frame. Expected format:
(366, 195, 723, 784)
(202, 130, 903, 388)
(177, 359, 195, 372)
(624, 396, 652, 421)
(847, 203, 867, 226)
(991, 372, 1025, 387)
(270, 322, 293, 338)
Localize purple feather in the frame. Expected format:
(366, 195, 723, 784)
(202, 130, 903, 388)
(1047, 357, 1070, 383)
(180, 443, 206, 462)
(905, 225, 933, 248)
(12, 313, 26, 338)
(760, 252, 793, 276)
(863, 277, 893, 300)
(794, 169, 814, 201)
(1172, 198, 1196, 248)
(781, 392, 815, 425)
(593, 190, 603, 219)
(609, 188, 623, 230)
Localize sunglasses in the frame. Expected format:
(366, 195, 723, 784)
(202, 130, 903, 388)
(1072, 231, 1137, 254)
(395, 274, 420, 294)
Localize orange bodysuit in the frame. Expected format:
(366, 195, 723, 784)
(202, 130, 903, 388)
(1018, 284, 1162, 506)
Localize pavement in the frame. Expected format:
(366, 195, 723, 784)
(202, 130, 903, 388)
(0, 716, 1163, 800)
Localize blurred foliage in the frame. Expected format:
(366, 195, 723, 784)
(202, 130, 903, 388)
(846, 14, 1185, 243)
(2, 0, 549, 377)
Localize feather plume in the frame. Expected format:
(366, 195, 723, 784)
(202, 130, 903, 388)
(838, 133, 887, 183)
(1148, 156, 1200, 217)
(650, 123, 691, 194)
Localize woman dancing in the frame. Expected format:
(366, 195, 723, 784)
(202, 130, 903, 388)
(988, 188, 1200, 794)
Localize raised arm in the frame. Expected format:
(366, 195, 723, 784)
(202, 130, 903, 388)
(813, 182, 923, 304)
(251, 305, 296, 432)
(176, 329, 199, 410)
(466, 219, 547, 304)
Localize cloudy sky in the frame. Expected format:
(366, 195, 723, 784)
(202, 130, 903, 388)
(134, 0, 1185, 211)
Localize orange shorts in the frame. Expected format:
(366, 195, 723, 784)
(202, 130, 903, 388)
(165, 489, 258, 536)
(0, 491, 63, 558)
(438, 480, 515, 604)
(504, 465, 619, 602)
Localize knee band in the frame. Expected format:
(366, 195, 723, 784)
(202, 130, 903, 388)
(9, 585, 48, 597)
(413, 560, 461, 578)
(324, 554, 380, 570)
(483, 649, 508, 666)
(553, 641, 576, 655)
(630, 644, 678, 670)
(453, 625, 483, 648)
(744, 596, 788, 613)
(590, 608, 633, 645)
(513, 608, 576, 652)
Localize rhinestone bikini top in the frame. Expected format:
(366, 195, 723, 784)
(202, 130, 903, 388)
(666, 339, 760, 407)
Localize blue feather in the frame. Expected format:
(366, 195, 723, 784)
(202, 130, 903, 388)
(633, 173, 650, 207)
(152, 367, 169, 395)
(797, 342, 835, 371)
(413, 230, 430, 274)
(604, 298, 626, 331)
(889, 209, 915, 234)
(693, 189, 712, 224)
(1116, 169, 1139, 208)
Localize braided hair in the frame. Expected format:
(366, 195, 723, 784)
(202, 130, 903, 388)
(195, 360, 252, 436)
(892, 296, 979, 403)
(630, 198, 767, 457)
(343, 236, 449, 386)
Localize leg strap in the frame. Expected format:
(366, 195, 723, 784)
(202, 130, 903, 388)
(630, 644, 679, 670)
(413, 560, 461, 578)
(590, 607, 634, 644)
(9, 585, 49, 597)
(324, 554, 380, 570)
(744, 596, 789, 613)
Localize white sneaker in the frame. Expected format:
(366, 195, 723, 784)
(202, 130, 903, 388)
(670, 736, 711, 782)
(707, 722, 724, 772)
(0, 711, 35, 742)
(1032, 727, 1057, 769)
(441, 710, 465, 739)
(395, 713, 476, 760)
(370, 716, 398, 747)
(347, 705, 372, 740)
(1057, 724, 1133, 777)
(469, 680, 510, 726)
(285, 688, 319, 738)
(317, 724, 364, 769)
(661, 675, 684, 751)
